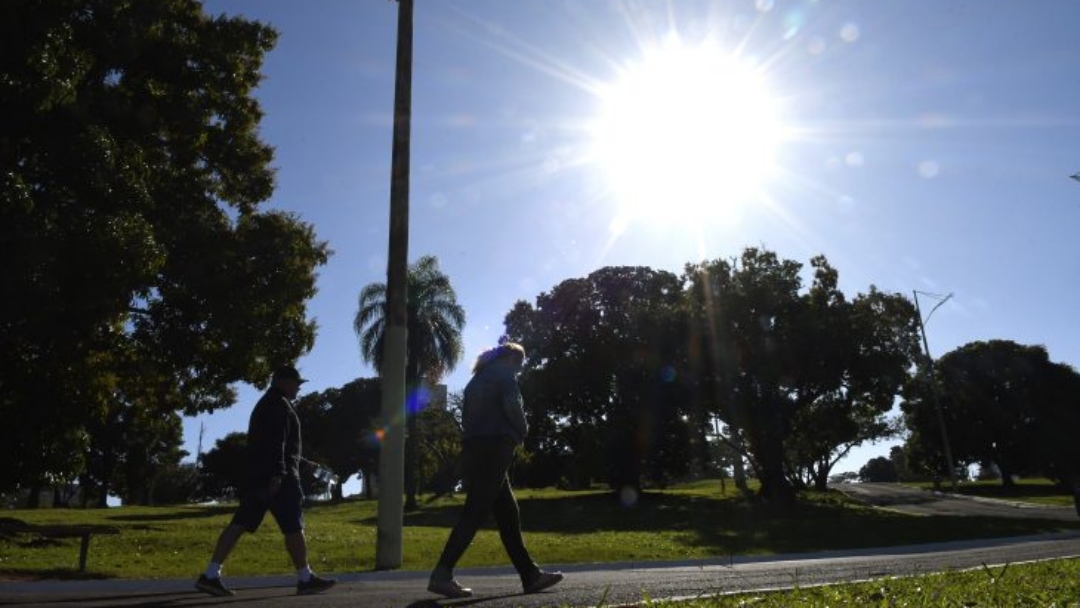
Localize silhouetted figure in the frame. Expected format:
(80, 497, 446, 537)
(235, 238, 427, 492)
(427, 342, 564, 599)
(194, 365, 336, 597)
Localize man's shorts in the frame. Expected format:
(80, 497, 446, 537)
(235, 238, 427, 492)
(230, 476, 305, 534)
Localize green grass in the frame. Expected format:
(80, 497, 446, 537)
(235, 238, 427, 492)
(651, 558, 1080, 607)
(1, 479, 1077, 581)
(904, 478, 1077, 507)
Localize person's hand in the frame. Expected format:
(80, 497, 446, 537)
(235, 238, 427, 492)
(267, 476, 283, 498)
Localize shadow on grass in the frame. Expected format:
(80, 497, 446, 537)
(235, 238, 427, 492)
(954, 484, 1069, 500)
(0, 567, 113, 581)
(105, 505, 235, 523)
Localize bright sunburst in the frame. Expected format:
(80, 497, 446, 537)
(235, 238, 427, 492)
(591, 39, 786, 231)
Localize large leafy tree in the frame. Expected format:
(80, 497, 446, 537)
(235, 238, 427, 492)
(414, 394, 464, 497)
(683, 249, 807, 505)
(902, 340, 1080, 487)
(0, 1, 329, 498)
(198, 432, 248, 501)
(505, 266, 704, 492)
(684, 249, 916, 504)
(784, 285, 920, 490)
(354, 255, 465, 510)
(294, 378, 382, 501)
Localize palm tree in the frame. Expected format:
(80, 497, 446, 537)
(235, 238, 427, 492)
(355, 255, 465, 510)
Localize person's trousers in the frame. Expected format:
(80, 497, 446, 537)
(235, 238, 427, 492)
(432, 436, 539, 582)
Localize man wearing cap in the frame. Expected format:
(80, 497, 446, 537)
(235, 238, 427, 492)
(195, 365, 336, 597)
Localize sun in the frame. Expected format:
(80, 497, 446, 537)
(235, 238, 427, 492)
(591, 40, 785, 229)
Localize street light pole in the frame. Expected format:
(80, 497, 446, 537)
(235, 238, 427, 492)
(376, 0, 413, 570)
(912, 290, 958, 493)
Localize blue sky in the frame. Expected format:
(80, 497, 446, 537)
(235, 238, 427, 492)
(187, 0, 1080, 484)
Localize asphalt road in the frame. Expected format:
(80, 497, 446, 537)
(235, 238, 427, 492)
(837, 482, 1079, 521)
(3, 485, 1078, 608)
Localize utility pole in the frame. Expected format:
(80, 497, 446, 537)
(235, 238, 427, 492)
(912, 290, 958, 492)
(376, 0, 413, 570)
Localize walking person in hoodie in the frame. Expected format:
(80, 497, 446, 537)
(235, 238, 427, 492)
(427, 342, 564, 599)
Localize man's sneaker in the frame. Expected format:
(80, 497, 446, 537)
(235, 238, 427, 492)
(195, 574, 235, 597)
(296, 574, 337, 596)
(427, 578, 473, 598)
(523, 570, 564, 594)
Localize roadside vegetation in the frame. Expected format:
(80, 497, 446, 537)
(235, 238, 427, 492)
(2, 480, 1077, 581)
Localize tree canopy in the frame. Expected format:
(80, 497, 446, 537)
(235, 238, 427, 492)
(354, 254, 465, 510)
(1, 0, 329, 498)
(902, 340, 1080, 486)
(295, 378, 382, 501)
(504, 248, 920, 506)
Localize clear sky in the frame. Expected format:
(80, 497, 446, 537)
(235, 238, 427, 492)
(186, 0, 1080, 485)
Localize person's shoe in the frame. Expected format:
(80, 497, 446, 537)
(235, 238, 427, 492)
(523, 570, 564, 594)
(195, 574, 235, 597)
(427, 578, 473, 598)
(296, 574, 337, 595)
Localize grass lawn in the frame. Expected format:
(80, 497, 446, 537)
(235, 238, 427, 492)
(2, 479, 1077, 581)
(904, 478, 1078, 507)
(662, 557, 1080, 607)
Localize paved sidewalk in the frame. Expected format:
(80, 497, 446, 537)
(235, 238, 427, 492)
(3, 532, 1080, 607)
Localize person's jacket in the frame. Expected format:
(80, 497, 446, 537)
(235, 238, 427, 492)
(246, 386, 302, 486)
(461, 360, 528, 444)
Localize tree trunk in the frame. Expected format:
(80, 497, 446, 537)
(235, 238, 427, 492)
(363, 468, 376, 499)
(95, 480, 110, 508)
(25, 483, 41, 508)
(750, 401, 796, 506)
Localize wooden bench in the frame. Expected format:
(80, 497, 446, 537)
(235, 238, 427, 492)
(1, 520, 119, 572)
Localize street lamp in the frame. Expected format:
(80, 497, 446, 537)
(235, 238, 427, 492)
(376, 0, 414, 570)
(912, 290, 958, 492)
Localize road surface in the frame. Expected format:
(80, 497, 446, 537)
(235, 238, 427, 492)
(837, 482, 1078, 521)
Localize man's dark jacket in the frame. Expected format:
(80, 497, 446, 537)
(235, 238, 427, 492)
(245, 386, 302, 486)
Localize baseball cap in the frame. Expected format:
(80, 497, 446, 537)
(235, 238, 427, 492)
(272, 365, 308, 384)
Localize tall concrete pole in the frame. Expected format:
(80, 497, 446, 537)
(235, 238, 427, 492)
(376, 0, 413, 570)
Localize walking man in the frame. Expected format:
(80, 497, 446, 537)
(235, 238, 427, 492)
(195, 365, 337, 597)
(427, 342, 564, 598)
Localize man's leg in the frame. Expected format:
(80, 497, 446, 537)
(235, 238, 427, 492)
(210, 524, 245, 565)
(195, 523, 246, 596)
(284, 530, 309, 570)
(270, 478, 336, 595)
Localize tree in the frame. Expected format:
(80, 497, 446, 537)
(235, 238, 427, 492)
(683, 249, 918, 503)
(295, 378, 382, 501)
(902, 340, 1080, 487)
(354, 255, 465, 510)
(147, 462, 200, 505)
(198, 433, 248, 501)
(505, 266, 704, 492)
(859, 456, 899, 482)
(1, 1, 329, 497)
(784, 285, 920, 491)
(414, 394, 464, 498)
(683, 249, 807, 505)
